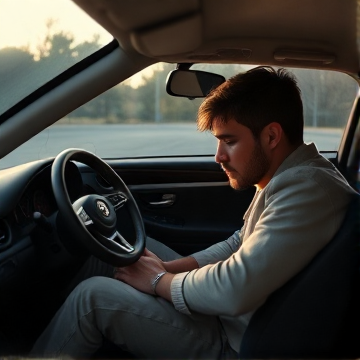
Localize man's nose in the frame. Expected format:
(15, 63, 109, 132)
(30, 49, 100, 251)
(215, 142, 227, 163)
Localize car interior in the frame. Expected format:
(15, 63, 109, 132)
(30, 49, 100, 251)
(0, 0, 359, 358)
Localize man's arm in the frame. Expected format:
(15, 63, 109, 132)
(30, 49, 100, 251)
(144, 248, 199, 273)
(176, 173, 354, 317)
(190, 230, 241, 267)
(114, 230, 242, 302)
(164, 256, 199, 273)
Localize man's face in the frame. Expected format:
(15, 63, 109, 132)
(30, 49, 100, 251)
(212, 119, 270, 190)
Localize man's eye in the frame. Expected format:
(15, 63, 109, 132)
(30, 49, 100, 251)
(224, 140, 235, 145)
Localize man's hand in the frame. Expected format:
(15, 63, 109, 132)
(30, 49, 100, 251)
(113, 247, 198, 301)
(142, 248, 163, 264)
(113, 254, 173, 300)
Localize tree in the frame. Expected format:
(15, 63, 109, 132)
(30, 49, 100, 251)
(0, 47, 37, 112)
(292, 68, 357, 128)
(36, 18, 103, 80)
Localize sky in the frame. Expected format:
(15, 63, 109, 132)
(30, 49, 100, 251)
(0, 0, 162, 88)
(0, 0, 112, 54)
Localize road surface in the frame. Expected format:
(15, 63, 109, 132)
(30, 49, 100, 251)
(0, 124, 343, 169)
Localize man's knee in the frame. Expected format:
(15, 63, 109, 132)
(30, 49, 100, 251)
(70, 276, 143, 314)
(69, 277, 117, 312)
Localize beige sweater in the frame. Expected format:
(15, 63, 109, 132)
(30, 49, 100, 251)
(170, 143, 357, 352)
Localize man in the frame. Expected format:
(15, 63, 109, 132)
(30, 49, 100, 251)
(31, 66, 357, 358)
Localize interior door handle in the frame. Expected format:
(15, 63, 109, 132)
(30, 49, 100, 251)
(148, 194, 176, 207)
(149, 200, 173, 206)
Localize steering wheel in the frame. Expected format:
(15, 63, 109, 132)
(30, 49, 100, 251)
(51, 148, 145, 267)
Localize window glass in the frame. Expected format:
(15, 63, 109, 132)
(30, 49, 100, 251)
(292, 68, 358, 150)
(0, 0, 113, 115)
(0, 63, 358, 169)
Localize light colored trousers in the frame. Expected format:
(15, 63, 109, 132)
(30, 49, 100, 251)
(31, 237, 238, 359)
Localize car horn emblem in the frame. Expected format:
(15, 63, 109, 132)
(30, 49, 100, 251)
(97, 200, 110, 217)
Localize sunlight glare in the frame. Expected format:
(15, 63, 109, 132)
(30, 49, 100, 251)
(0, 0, 112, 56)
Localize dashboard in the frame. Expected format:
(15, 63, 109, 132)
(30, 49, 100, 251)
(11, 161, 84, 227)
(0, 158, 99, 348)
(0, 159, 87, 285)
(14, 177, 56, 226)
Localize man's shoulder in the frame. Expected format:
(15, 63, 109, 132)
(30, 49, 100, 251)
(273, 143, 336, 180)
(264, 159, 356, 210)
(275, 160, 336, 182)
(272, 161, 346, 184)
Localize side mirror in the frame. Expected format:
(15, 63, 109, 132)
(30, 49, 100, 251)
(166, 69, 225, 99)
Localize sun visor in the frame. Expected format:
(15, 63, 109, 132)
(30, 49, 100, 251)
(130, 13, 202, 57)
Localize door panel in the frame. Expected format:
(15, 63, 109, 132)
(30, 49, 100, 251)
(132, 182, 255, 255)
(80, 156, 255, 256)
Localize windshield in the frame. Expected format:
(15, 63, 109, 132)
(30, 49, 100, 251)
(0, 0, 113, 115)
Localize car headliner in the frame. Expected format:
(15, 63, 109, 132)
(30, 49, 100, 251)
(74, 0, 359, 73)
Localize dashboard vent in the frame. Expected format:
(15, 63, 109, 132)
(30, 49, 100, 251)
(0, 220, 11, 251)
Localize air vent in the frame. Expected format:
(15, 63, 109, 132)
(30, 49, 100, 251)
(0, 220, 11, 251)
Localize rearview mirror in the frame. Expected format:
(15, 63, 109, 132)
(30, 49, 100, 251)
(166, 69, 225, 99)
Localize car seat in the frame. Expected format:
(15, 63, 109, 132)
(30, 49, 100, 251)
(239, 195, 360, 359)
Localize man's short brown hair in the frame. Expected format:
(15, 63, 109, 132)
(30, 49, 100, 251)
(197, 66, 304, 145)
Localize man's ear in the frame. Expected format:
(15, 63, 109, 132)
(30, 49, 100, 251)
(262, 122, 283, 149)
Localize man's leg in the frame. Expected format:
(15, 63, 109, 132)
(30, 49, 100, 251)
(31, 276, 237, 359)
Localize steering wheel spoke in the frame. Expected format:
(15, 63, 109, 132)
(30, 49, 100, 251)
(104, 192, 128, 210)
(76, 206, 94, 226)
(97, 231, 135, 253)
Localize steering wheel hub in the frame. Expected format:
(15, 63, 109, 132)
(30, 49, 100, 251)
(73, 195, 117, 237)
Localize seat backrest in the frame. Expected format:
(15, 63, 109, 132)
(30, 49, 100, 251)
(239, 195, 360, 359)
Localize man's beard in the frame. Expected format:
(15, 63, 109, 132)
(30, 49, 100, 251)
(222, 142, 270, 190)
